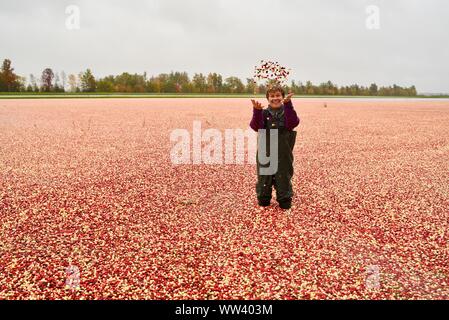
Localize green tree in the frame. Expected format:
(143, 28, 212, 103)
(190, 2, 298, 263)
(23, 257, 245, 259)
(223, 77, 244, 93)
(206, 73, 223, 93)
(157, 73, 172, 92)
(408, 85, 417, 96)
(192, 73, 207, 93)
(54, 72, 64, 92)
(96, 75, 115, 92)
(29, 74, 39, 92)
(147, 76, 162, 93)
(17, 76, 26, 92)
(80, 69, 96, 92)
(305, 81, 314, 95)
(61, 71, 67, 92)
(349, 84, 360, 96)
(369, 83, 378, 96)
(169, 71, 190, 93)
(246, 78, 257, 94)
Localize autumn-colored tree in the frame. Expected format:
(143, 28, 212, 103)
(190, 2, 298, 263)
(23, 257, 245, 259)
(0, 59, 20, 92)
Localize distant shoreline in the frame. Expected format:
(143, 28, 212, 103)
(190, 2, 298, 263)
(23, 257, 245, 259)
(1, 93, 448, 100)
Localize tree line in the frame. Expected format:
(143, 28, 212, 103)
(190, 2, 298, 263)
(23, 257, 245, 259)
(0, 58, 417, 96)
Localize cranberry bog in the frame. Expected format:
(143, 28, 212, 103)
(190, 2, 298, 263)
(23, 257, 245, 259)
(0, 98, 448, 299)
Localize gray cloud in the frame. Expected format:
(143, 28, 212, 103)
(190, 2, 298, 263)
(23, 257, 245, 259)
(1, 0, 448, 92)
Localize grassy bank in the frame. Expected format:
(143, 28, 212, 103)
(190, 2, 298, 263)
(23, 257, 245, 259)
(0, 92, 448, 99)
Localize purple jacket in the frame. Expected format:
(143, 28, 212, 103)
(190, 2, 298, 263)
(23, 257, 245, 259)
(250, 100, 300, 131)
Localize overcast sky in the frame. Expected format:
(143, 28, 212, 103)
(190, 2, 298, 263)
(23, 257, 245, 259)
(1, 0, 448, 93)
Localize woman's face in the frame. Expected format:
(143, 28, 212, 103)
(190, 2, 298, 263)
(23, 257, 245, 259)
(268, 91, 284, 109)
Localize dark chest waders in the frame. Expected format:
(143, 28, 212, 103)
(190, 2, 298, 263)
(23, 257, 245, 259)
(256, 109, 297, 206)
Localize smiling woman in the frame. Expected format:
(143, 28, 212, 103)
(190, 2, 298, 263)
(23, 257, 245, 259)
(250, 87, 300, 209)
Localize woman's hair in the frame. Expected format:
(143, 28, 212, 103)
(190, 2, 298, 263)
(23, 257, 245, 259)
(266, 86, 285, 99)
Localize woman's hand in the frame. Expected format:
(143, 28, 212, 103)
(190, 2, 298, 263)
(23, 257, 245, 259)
(283, 91, 294, 103)
(251, 99, 264, 110)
